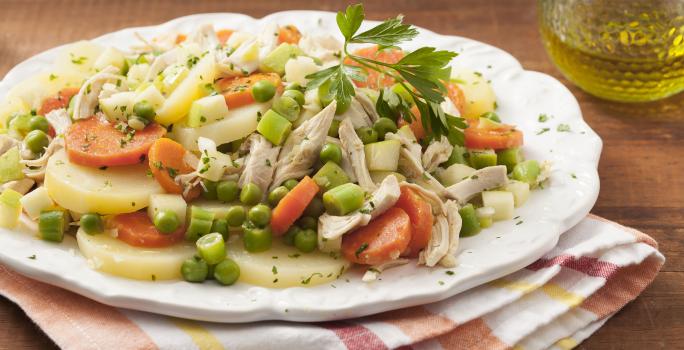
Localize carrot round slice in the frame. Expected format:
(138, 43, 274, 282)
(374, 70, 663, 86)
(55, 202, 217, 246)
(277, 25, 302, 44)
(345, 45, 404, 89)
(395, 187, 434, 258)
(341, 207, 411, 265)
(445, 81, 467, 117)
(148, 138, 196, 195)
(65, 117, 166, 168)
(38, 87, 80, 116)
(217, 73, 282, 109)
(464, 119, 523, 150)
(270, 176, 319, 236)
(397, 105, 427, 140)
(111, 211, 185, 248)
(216, 29, 234, 44)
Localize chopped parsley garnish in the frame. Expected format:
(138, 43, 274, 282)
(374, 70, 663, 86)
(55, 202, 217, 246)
(272, 266, 278, 275)
(355, 243, 369, 258)
(557, 123, 571, 132)
(536, 128, 550, 135)
(538, 113, 550, 123)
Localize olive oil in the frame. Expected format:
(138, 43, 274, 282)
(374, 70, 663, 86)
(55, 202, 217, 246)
(539, 0, 684, 102)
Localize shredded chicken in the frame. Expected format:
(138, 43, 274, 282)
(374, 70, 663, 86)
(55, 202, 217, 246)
(132, 31, 178, 53)
(298, 34, 343, 64)
(0, 178, 35, 195)
(238, 134, 281, 195)
(257, 22, 279, 60)
(385, 130, 421, 165)
(418, 214, 450, 267)
(338, 118, 376, 191)
(438, 200, 462, 268)
(185, 23, 219, 51)
(400, 182, 446, 216)
(445, 165, 508, 205)
(0, 135, 20, 156)
(397, 146, 448, 197)
(325, 136, 356, 183)
(270, 101, 336, 190)
(21, 138, 64, 180)
(356, 92, 379, 124)
(144, 48, 180, 82)
(72, 66, 123, 120)
(422, 136, 453, 172)
(44, 108, 72, 136)
(337, 96, 373, 128)
(318, 175, 401, 241)
(362, 259, 410, 282)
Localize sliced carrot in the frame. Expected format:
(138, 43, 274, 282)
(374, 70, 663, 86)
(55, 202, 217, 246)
(111, 211, 185, 248)
(395, 187, 433, 258)
(175, 33, 187, 44)
(397, 105, 427, 140)
(38, 87, 80, 116)
(445, 81, 467, 117)
(216, 29, 234, 44)
(270, 176, 319, 236)
(345, 45, 404, 89)
(148, 138, 199, 199)
(464, 119, 523, 150)
(277, 25, 302, 44)
(65, 117, 166, 167)
(341, 207, 411, 265)
(216, 73, 282, 109)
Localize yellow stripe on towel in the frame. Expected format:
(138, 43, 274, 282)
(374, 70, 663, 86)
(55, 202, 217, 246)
(171, 318, 224, 350)
(555, 337, 579, 349)
(541, 284, 584, 307)
(490, 279, 540, 294)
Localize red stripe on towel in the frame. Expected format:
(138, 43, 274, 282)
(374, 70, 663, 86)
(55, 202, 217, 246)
(322, 321, 388, 350)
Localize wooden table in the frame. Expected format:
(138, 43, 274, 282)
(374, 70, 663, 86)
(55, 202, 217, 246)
(1, 0, 682, 348)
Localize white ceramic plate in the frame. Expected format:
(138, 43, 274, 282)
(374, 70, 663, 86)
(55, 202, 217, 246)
(0, 11, 601, 322)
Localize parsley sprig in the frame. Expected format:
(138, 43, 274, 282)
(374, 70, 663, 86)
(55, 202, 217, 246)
(306, 4, 466, 145)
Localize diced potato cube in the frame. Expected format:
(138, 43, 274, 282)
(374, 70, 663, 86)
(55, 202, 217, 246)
(20, 187, 54, 220)
(147, 194, 188, 226)
(93, 47, 126, 73)
(134, 85, 165, 111)
(482, 191, 514, 221)
(99, 91, 135, 122)
(504, 180, 530, 207)
(0, 188, 22, 228)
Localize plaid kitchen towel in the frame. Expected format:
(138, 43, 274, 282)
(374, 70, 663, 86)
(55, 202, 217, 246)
(0, 214, 664, 350)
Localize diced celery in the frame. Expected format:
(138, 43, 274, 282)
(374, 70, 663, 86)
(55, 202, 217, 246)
(322, 183, 365, 216)
(512, 160, 541, 185)
(504, 180, 530, 207)
(257, 109, 292, 145)
(0, 147, 24, 184)
(458, 204, 481, 237)
(475, 206, 495, 228)
(497, 147, 523, 173)
(369, 171, 406, 184)
(197, 137, 232, 182)
(39, 210, 69, 242)
(313, 161, 350, 193)
(468, 149, 497, 169)
(482, 191, 515, 221)
(20, 187, 54, 220)
(99, 91, 135, 122)
(259, 43, 305, 75)
(444, 145, 467, 167)
(364, 140, 401, 172)
(187, 95, 229, 127)
(134, 84, 165, 111)
(436, 163, 476, 186)
(159, 63, 189, 95)
(148, 194, 188, 226)
(0, 188, 22, 228)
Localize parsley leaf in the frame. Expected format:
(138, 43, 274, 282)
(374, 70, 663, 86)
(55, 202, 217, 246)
(336, 3, 364, 40)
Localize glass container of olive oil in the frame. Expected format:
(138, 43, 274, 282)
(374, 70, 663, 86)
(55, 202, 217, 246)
(539, 0, 684, 102)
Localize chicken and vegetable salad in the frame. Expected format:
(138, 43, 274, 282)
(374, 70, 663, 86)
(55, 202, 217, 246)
(0, 5, 549, 287)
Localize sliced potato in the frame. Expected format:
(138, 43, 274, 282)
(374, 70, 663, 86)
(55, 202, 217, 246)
(0, 96, 28, 128)
(53, 40, 105, 75)
(172, 103, 268, 151)
(156, 55, 216, 125)
(227, 236, 350, 288)
(5, 70, 87, 110)
(44, 149, 163, 214)
(77, 228, 195, 280)
(451, 68, 496, 119)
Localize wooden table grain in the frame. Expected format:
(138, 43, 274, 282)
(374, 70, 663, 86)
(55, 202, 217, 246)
(1, 0, 682, 349)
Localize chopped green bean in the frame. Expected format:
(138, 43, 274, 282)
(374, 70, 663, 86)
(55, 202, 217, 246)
(313, 161, 350, 193)
(186, 206, 215, 241)
(257, 109, 292, 145)
(196, 232, 226, 265)
(322, 183, 365, 215)
(243, 225, 272, 252)
(39, 210, 68, 242)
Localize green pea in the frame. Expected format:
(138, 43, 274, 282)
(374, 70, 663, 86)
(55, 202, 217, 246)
(225, 206, 246, 227)
(202, 179, 218, 200)
(181, 256, 209, 283)
(294, 229, 317, 253)
(303, 196, 325, 218)
(217, 180, 239, 202)
(240, 183, 262, 205)
(213, 258, 240, 286)
(328, 119, 341, 137)
(372, 118, 398, 139)
(282, 89, 305, 106)
(211, 218, 229, 240)
(248, 204, 272, 227)
(283, 179, 299, 190)
(297, 216, 317, 231)
(133, 100, 155, 121)
(355, 127, 378, 144)
(272, 96, 301, 122)
(319, 143, 343, 165)
(251, 80, 276, 102)
(283, 225, 301, 246)
(243, 225, 272, 252)
(285, 82, 303, 91)
(268, 186, 289, 206)
(24, 130, 49, 154)
(154, 210, 180, 234)
(28, 115, 49, 133)
(79, 213, 103, 235)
